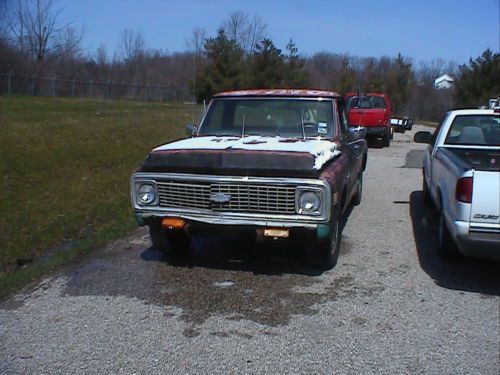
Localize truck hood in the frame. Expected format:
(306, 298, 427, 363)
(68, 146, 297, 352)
(141, 136, 341, 178)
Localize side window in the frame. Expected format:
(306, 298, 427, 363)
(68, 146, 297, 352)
(431, 113, 449, 146)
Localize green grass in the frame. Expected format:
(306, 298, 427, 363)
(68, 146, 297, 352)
(0, 96, 196, 297)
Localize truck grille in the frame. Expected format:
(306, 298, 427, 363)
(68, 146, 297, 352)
(157, 181, 296, 215)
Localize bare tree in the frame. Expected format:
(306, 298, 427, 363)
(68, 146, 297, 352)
(221, 10, 267, 53)
(186, 27, 206, 55)
(55, 26, 82, 59)
(96, 43, 108, 66)
(0, 0, 10, 40)
(246, 14, 267, 54)
(10, 0, 81, 63)
(119, 28, 146, 61)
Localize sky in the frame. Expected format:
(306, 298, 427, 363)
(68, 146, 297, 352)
(58, 0, 500, 65)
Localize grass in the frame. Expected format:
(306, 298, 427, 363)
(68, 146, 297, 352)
(0, 96, 197, 297)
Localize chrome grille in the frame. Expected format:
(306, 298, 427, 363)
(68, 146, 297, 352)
(157, 181, 296, 214)
(157, 182, 211, 209)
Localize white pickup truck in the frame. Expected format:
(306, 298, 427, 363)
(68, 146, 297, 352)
(414, 108, 499, 259)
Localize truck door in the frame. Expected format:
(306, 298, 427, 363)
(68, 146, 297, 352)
(338, 100, 363, 198)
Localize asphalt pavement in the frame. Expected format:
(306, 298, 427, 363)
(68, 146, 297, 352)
(1, 126, 499, 374)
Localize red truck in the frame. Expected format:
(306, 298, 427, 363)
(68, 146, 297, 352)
(345, 93, 393, 147)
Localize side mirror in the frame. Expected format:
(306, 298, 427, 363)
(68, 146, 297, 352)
(414, 131, 432, 144)
(185, 124, 198, 137)
(349, 126, 367, 140)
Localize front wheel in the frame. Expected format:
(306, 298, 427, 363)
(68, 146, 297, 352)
(422, 174, 432, 206)
(149, 221, 190, 257)
(383, 128, 391, 147)
(307, 210, 342, 269)
(352, 172, 363, 206)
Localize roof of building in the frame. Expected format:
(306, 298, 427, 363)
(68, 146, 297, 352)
(434, 74, 454, 84)
(213, 89, 342, 99)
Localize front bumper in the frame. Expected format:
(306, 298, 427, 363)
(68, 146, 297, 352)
(451, 220, 500, 259)
(365, 126, 390, 136)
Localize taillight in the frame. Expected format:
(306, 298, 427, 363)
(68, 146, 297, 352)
(456, 177, 473, 203)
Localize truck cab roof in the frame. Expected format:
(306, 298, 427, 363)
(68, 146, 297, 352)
(213, 89, 342, 99)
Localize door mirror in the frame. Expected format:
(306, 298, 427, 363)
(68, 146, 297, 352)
(348, 126, 367, 140)
(414, 131, 432, 144)
(185, 124, 198, 137)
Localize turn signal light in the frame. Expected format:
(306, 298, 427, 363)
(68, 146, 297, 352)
(162, 217, 185, 230)
(456, 177, 473, 203)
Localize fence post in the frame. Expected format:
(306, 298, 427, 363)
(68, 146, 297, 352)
(31, 73, 37, 96)
(89, 79, 93, 97)
(7, 70, 13, 95)
(134, 82, 137, 100)
(121, 81, 124, 100)
(52, 76, 57, 96)
(106, 81, 110, 98)
(144, 84, 148, 101)
(72, 78, 76, 97)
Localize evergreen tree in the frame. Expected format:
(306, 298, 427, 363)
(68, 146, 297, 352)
(195, 29, 245, 101)
(282, 39, 309, 88)
(454, 49, 500, 107)
(247, 38, 284, 88)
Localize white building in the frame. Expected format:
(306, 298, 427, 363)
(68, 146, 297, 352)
(434, 74, 454, 89)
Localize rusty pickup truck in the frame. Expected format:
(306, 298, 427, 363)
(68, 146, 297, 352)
(130, 89, 367, 269)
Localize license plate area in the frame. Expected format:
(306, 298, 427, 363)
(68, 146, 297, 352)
(263, 228, 289, 238)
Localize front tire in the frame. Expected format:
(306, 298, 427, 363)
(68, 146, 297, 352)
(352, 172, 363, 206)
(383, 128, 391, 147)
(149, 221, 190, 257)
(307, 210, 342, 269)
(422, 173, 432, 206)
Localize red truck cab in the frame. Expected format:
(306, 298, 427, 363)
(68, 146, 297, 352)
(345, 93, 393, 147)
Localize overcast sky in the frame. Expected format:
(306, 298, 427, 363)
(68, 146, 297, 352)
(59, 0, 500, 64)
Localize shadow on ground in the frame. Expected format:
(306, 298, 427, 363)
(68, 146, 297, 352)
(409, 191, 500, 296)
(64, 207, 363, 331)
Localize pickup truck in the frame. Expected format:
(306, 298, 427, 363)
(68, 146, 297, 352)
(391, 117, 413, 133)
(345, 92, 393, 146)
(131, 89, 368, 269)
(414, 108, 500, 259)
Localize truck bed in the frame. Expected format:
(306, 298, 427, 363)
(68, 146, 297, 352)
(447, 148, 500, 172)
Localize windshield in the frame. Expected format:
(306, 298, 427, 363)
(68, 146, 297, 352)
(444, 114, 499, 146)
(198, 98, 336, 138)
(347, 96, 386, 110)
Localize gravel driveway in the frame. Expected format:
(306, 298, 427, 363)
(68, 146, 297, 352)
(1, 126, 499, 374)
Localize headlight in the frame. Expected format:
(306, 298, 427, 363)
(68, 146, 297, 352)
(298, 190, 321, 215)
(137, 183, 157, 205)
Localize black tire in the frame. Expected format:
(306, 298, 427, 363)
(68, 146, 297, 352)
(307, 210, 342, 270)
(149, 221, 190, 257)
(422, 174, 432, 206)
(383, 129, 391, 147)
(390, 126, 394, 140)
(352, 172, 363, 206)
(437, 206, 458, 260)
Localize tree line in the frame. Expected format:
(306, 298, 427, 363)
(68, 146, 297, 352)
(1, 1, 498, 121)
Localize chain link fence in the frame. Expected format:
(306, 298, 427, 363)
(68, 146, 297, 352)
(0, 72, 188, 102)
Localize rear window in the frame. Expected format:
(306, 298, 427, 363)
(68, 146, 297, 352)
(444, 115, 499, 146)
(348, 96, 386, 110)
